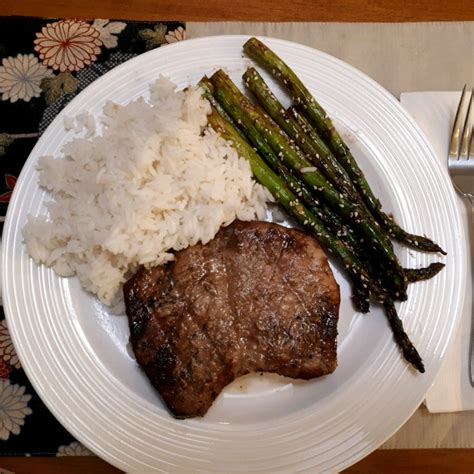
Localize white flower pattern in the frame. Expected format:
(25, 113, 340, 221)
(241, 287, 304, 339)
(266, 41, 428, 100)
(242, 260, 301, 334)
(165, 26, 186, 44)
(0, 320, 20, 369)
(0, 380, 32, 440)
(92, 19, 127, 49)
(57, 441, 93, 456)
(0, 54, 53, 103)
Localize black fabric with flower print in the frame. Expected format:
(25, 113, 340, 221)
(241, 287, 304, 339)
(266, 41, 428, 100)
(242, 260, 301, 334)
(0, 16, 185, 223)
(0, 16, 185, 456)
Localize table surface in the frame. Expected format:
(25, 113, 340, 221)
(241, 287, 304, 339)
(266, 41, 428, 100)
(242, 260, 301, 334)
(1, 1, 474, 473)
(2, 0, 474, 21)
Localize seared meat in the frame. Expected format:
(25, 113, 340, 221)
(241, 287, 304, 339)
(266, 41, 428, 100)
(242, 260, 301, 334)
(123, 220, 340, 418)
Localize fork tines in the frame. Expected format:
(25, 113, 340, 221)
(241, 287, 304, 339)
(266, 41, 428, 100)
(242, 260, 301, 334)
(450, 85, 474, 161)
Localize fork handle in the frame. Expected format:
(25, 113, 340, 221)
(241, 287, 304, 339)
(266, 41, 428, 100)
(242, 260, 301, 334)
(471, 195, 474, 225)
(469, 195, 474, 387)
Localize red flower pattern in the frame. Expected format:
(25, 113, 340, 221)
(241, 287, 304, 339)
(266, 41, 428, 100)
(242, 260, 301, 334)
(0, 174, 17, 203)
(0, 360, 11, 380)
(34, 20, 102, 72)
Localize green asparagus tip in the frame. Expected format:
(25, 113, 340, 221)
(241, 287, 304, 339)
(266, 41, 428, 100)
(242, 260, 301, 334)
(384, 300, 425, 373)
(405, 262, 445, 283)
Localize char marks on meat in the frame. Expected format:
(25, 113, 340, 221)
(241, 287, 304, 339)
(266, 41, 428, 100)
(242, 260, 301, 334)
(124, 220, 340, 418)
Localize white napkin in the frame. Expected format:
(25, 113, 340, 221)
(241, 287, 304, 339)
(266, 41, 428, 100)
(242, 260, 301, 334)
(401, 91, 474, 413)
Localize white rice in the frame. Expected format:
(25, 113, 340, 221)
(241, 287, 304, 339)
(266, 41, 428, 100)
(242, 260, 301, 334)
(23, 76, 272, 305)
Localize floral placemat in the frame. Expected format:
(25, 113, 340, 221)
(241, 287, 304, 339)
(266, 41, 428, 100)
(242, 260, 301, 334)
(0, 16, 185, 456)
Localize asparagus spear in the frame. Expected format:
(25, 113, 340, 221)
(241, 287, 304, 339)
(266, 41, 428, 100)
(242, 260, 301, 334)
(379, 213, 446, 255)
(207, 101, 421, 371)
(243, 37, 445, 255)
(210, 69, 407, 300)
(384, 299, 425, 373)
(198, 77, 246, 139)
(405, 262, 445, 283)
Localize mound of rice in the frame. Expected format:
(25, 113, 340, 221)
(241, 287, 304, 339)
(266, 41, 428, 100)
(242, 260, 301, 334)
(23, 77, 271, 305)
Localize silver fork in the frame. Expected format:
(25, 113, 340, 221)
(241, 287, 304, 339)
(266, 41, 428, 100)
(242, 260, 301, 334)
(448, 85, 474, 387)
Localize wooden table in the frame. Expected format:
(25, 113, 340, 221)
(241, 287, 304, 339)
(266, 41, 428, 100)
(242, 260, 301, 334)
(2, 0, 474, 21)
(1, 1, 474, 472)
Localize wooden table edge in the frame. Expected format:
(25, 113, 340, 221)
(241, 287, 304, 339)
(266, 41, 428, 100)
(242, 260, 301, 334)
(0, 450, 474, 473)
(1, 0, 474, 22)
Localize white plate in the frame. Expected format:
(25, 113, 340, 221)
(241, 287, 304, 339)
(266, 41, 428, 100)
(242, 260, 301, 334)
(2, 36, 466, 472)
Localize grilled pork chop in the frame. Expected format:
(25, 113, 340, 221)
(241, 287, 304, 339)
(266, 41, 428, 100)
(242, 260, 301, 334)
(124, 220, 340, 418)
